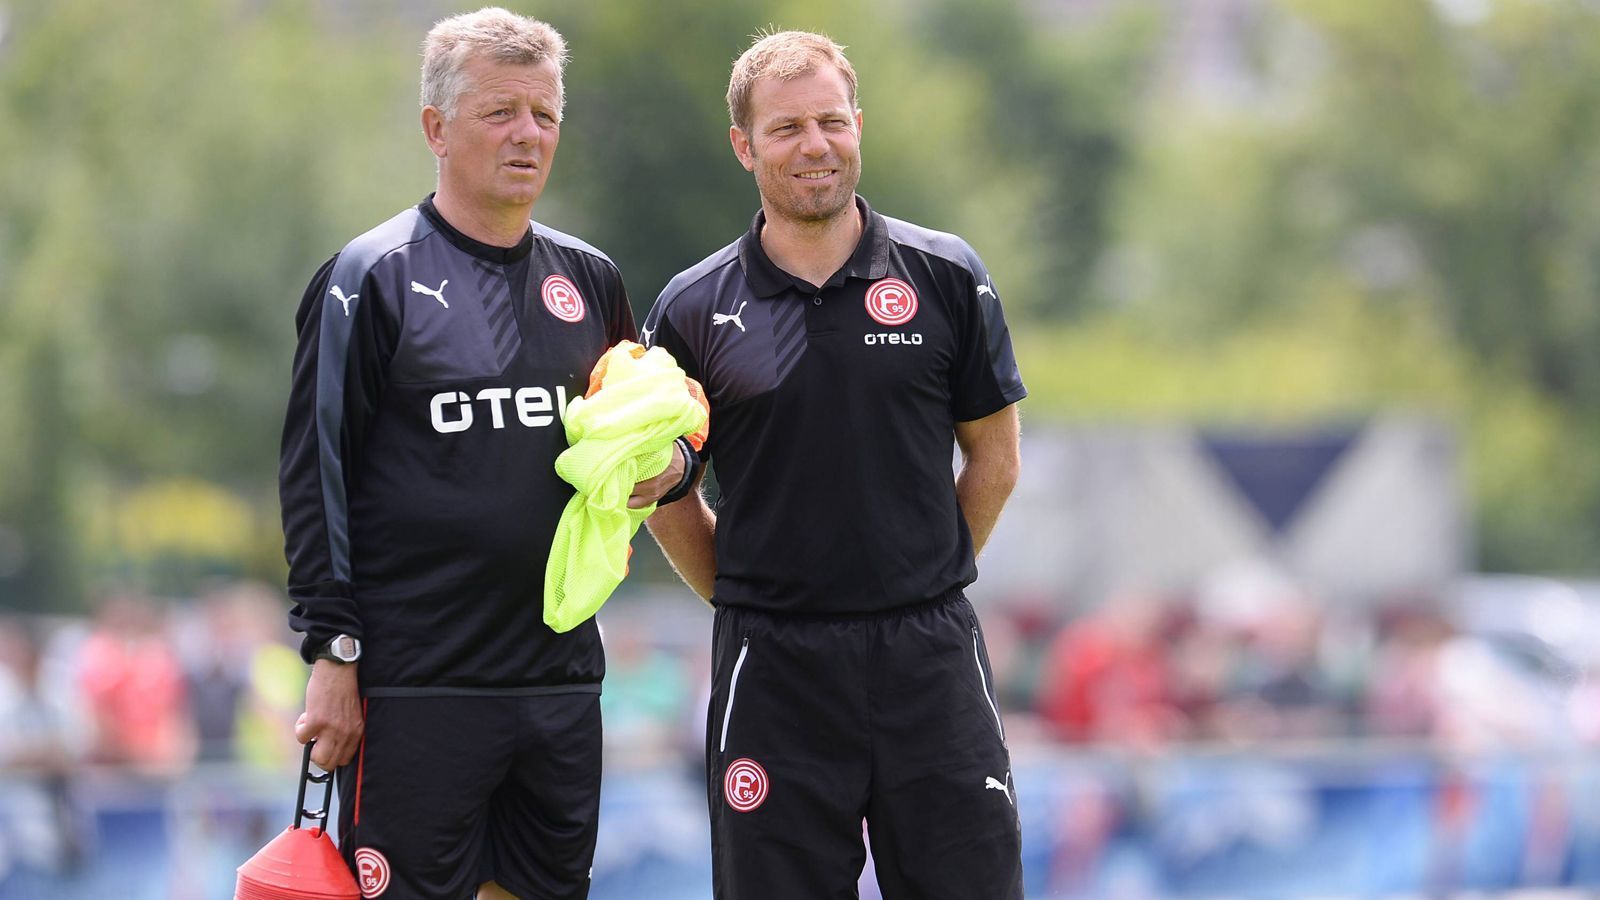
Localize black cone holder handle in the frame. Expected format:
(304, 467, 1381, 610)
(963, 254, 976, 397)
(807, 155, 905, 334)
(293, 740, 336, 832)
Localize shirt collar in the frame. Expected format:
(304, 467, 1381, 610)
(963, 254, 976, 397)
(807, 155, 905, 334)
(419, 193, 535, 264)
(738, 195, 890, 297)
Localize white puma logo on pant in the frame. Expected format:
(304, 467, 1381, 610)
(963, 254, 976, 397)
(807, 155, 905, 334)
(984, 775, 1013, 805)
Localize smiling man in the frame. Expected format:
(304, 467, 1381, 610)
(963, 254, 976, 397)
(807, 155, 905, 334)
(278, 8, 689, 899)
(642, 30, 1027, 900)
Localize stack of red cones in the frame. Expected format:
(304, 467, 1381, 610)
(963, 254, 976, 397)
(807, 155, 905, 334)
(235, 824, 359, 900)
(236, 741, 359, 899)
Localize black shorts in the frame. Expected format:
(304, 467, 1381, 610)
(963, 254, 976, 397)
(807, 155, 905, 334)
(335, 691, 602, 900)
(706, 593, 1023, 900)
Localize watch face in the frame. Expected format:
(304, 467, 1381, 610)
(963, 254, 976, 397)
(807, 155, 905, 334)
(329, 635, 360, 662)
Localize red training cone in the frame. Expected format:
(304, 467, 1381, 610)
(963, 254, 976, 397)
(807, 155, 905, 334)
(236, 741, 360, 899)
(235, 825, 359, 900)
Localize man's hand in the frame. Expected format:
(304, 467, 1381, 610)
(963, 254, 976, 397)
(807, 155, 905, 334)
(628, 442, 689, 509)
(295, 659, 363, 770)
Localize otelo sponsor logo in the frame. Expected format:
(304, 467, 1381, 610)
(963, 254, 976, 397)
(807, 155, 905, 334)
(429, 385, 572, 434)
(863, 333, 923, 346)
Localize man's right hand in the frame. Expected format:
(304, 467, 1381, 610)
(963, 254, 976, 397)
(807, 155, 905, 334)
(295, 659, 364, 770)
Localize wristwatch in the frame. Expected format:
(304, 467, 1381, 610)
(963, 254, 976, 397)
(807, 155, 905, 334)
(314, 634, 362, 664)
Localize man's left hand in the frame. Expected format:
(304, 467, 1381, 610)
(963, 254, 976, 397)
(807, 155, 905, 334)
(628, 442, 688, 509)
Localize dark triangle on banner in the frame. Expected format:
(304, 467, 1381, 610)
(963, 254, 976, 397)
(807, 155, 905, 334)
(1199, 425, 1363, 537)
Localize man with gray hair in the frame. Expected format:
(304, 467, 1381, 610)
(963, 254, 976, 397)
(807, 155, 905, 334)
(279, 8, 690, 898)
(644, 29, 1026, 900)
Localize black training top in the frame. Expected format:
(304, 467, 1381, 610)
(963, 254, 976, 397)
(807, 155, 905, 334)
(279, 196, 634, 693)
(642, 196, 1026, 614)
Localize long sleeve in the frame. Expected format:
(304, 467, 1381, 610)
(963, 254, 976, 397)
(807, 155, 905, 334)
(278, 255, 396, 662)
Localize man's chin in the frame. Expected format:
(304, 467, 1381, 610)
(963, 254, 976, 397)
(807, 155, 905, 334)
(778, 193, 855, 225)
(490, 186, 544, 210)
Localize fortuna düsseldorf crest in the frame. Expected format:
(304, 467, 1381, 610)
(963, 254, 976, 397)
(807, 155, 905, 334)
(542, 274, 586, 323)
(864, 277, 918, 327)
(724, 758, 770, 813)
(354, 847, 391, 898)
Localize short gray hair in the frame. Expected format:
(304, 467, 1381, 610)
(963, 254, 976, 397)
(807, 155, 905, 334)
(421, 7, 569, 120)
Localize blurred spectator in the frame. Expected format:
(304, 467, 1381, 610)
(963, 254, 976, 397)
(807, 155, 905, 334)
(76, 593, 194, 771)
(1164, 603, 1233, 741)
(1365, 603, 1453, 739)
(1214, 598, 1345, 742)
(600, 620, 691, 769)
(1037, 587, 1186, 745)
(984, 598, 1055, 714)
(167, 581, 306, 768)
(177, 589, 252, 762)
(0, 619, 90, 876)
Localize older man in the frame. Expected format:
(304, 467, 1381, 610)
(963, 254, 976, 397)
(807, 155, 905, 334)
(643, 30, 1026, 900)
(278, 9, 687, 898)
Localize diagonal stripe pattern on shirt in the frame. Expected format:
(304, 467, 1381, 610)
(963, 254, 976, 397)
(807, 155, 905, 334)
(472, 260, 520, 371)
(772, 299, 807, 384)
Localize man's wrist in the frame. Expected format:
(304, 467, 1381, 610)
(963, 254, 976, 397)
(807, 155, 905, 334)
(657, 438, 701, 506)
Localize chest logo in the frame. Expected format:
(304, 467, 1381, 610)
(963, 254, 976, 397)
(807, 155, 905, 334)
(724, 758, 770, 813)
(410, 279, 450, 309)
(713, 299, 748, 332)
(328, 286, 357, 317)
(865, 277, 918, 327)
(542, 274, 586, 323)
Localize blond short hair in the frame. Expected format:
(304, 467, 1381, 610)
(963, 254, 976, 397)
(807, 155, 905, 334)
(421, 7, 569, 120)
(726, 30, 858, 133)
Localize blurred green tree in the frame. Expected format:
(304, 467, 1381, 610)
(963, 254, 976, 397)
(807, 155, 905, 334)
(1101, 0, 1600, 571)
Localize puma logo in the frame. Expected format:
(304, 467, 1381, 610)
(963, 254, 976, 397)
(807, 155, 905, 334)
(328, 286, 357, 317)
(984, 775, 1013, 805)
(410, 279, 449, 309)
(712, 300, 747, 332)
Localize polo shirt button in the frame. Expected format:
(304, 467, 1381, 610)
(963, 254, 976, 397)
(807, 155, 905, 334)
(813, 297, 822, 306)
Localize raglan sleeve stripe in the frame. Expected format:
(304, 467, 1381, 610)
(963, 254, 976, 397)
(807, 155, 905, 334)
(279, 254, 375, 662)
(605, 261, 638, 346)
(950, 242, 1027, 422)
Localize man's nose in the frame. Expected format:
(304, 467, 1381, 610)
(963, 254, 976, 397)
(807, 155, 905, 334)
(511, 109, 541, 145)
(798, 121, 829, 155)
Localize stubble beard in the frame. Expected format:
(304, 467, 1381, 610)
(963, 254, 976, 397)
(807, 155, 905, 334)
(758, 159, 859, 227)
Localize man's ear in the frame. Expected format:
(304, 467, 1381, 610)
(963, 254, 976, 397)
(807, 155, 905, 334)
(730, 125, 756, 173)
(422, 106, 448, 159)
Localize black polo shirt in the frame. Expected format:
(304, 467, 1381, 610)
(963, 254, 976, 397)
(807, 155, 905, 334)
(643, 196, 1026, 614)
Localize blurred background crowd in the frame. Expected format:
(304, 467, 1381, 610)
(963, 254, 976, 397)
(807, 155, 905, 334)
(4, 570, 1599, 897)
(4, 0, 1600, 895)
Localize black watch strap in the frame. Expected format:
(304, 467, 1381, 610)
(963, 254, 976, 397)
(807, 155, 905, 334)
(657, 437, 701, 506)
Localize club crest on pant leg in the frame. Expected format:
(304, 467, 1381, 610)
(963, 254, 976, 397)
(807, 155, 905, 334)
(354, 847, 391, 897)
(724, 758, 769, 812)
